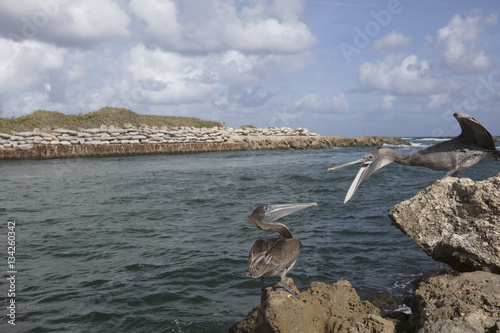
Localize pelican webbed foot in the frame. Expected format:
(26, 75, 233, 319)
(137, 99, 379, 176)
(280, 274, 299, 299)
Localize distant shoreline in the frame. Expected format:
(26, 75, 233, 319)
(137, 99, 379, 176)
(0, 125, 410, 160)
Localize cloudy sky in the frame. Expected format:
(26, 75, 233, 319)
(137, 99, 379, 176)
(1, 0, 499, 136)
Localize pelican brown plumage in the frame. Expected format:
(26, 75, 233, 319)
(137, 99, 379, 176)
(245, 203, 317, 298)
(328, 113, 500, 203)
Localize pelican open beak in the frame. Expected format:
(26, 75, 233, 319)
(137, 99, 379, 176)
(327, 158, 364, 172)
(264, 203, 317, 224)
(331, 155, 394, 203)
(327, 158, 368, 203)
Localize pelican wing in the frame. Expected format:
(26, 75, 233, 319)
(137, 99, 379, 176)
(454, 113, 496, 150)
(246, 238, 302, 278)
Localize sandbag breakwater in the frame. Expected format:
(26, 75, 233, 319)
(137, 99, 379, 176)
(0, 125, 409, 160)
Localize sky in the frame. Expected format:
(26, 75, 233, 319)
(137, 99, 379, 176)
(0, 0, 499, 137)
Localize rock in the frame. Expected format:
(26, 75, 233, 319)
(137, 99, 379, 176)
(16, 144, 34, 150)
(53, 128, 68, 134)
(389, 175, 500, 273)
(229, 279, 397, 333)
(368, 291, 401, 313)
(82, 128, 102, 134)
(15, 131, 34, 137)
(411, 271, 500, 333)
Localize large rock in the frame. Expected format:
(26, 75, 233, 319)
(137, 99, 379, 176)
(411, 271, 500, 332)
(389, 174, 500, 273)
(229, 278, 397, 333)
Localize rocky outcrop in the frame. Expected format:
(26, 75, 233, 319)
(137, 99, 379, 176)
(229, 278, 398, 333)
(411, 271, 500, 332)
(231, 272, 500, 333)
(389, 174, 500, 273)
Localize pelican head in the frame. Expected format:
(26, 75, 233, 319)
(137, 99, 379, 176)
(328, 147, 398, 203)
(249, 203, 317, 230)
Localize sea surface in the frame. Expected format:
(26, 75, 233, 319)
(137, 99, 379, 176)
(1, 138, 499, 333)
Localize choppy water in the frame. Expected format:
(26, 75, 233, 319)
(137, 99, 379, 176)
(1, 138, 499, 332)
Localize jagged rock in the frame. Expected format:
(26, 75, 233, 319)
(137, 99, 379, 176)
(411, 271, 500, 333)
(389, 174, 500, 273)
(229, 279, 397, 333)
(368, 292, 401, 313)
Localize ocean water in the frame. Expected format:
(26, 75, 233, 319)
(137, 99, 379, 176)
(1, 138, 499, 332)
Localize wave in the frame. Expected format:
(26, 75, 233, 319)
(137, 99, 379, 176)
(414, 137, 451, 142)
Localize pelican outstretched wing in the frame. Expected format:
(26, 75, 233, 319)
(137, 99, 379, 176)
(454, 113, 496, 150)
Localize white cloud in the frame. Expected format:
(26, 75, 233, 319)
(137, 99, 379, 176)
(369, 94, 396, 111)
(358, 54, 440, 95)
(294, 92, 348, 113)
(0, 38, 66, 92)
(427, 93, 449, 109)
(427, 13, 497, 74)
(130, 0, 316, 53)
(380, 95, 396, 110)
(117, 44, 222, 106)
(96, 44, 314, 110)
(372, 30, 411, 53)
(130, 0, 181, 45)
(0, 0, 130, 46)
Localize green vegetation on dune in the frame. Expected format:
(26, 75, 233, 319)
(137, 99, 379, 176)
(0, 107, 222, 133)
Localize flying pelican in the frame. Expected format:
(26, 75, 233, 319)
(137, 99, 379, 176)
(246, 203, 317, 298)
(328, 113, 500, 203)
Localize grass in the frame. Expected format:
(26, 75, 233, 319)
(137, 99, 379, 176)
(240, 125, 257, 130)
(0, 107, 222, 133)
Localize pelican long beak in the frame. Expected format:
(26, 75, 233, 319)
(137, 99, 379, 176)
(327, 158, 364, 172)
(264, 203, 317, 224)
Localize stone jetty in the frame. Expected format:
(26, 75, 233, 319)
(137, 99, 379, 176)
(0, 125, 408, 160)
(231, 174, 500, 333)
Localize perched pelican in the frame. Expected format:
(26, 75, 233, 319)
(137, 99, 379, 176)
(246, 203, 317, 298)
(328, 113, 500, 203)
